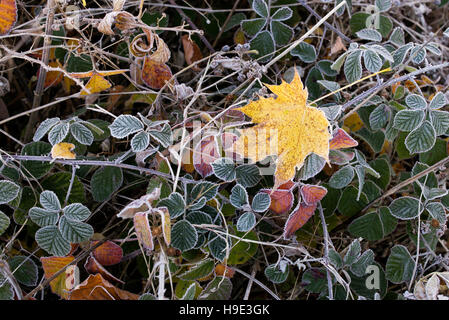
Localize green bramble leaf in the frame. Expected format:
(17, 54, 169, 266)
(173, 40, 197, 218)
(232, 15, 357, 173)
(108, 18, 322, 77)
(236, 212, 256, 232)
(389, 196, 423, 220)
(0, 180, 20, 204)
(35, 225, 71, 256)
(171, 220, 198, 252)
(109, 115, 144, 139)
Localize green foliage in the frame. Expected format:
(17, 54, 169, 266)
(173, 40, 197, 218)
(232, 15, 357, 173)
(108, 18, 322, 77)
(1, 0, 449, 301)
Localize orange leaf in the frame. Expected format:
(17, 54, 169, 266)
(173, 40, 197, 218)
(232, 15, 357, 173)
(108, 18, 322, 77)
(300, 184, 327, 205)
(283, 202, 317, 239)
(182, 35, 202, 70)
(92, 240, 123, 266)
(51, 142, 76, 159)
(134, 211, 154, 253)
(44, 60, 64, 88)
(69, 274, 139, 300)
(141, 56, 173, 89)
(261, 188, 294, 215)
(40, 256, 75, 299)
(215, 264, 235, 278)
(0, 0, 17, 36)
(84, 255, 124, 284)
(329, 128, 358, 150)
(232, 70, 331, 189)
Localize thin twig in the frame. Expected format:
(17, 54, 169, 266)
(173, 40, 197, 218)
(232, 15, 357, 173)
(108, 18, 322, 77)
(297, 0, 352, 43)
(167, 0, 215, 52)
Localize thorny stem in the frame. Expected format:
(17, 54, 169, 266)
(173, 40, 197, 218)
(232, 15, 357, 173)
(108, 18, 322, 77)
(318, 202, 333, 300)
(0, 155, 196, 184)
(24, 0, 56, 142)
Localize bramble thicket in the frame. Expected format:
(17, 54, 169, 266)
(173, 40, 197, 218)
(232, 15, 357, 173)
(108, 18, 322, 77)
(1, 0, 449, 300)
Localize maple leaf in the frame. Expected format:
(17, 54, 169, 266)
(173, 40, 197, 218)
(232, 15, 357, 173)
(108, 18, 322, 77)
(232, 70, 331, 189)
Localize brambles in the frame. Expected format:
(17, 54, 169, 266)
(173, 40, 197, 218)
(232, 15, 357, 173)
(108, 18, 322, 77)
(2, 0, 449, 302)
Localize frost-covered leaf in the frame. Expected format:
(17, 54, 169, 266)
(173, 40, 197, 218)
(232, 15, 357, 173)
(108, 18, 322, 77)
(230, 184, 248, 208)
(0, 211, 10, 235)
(212, 157, 236, 182)
(70, 122, 94, 145)
(291, 42, 317, 63)
(386, 245, 414, 284)
(35, 225, 71, 256)
(131, 131, 150, 152)
(393, 109, 425, 132)
(265, 264, 289, 284)
(63, 203, 90, 221)
(251, 192, 271, 212)
(236, 212, 256, 232)
(405, 121, 436, 154)
(109, 115, 144, 139)
(429, 92, 447, 110)
(329, 165, 355, 189)
(0, 180, 20, 204)
(356, 29, 382, 42)
(29, 207, 59, 227)
(40, 190, 61, 212)
(58, 216, 93, 243)
(48, 122, 70, 145)
(158, 192, 185, 218)
(389, 196, 422, 220)
(171, 220, 198, 252)
(33, 118, 60, 142)
(344, 50, 363, 83)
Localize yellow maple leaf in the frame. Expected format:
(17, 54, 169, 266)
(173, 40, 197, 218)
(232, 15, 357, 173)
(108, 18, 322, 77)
(232, 70, 331, 189)
(51, 142, 76, 159)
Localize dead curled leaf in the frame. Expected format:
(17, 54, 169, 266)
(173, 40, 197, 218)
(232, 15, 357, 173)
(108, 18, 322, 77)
(69, 273, 139, 300)
(414, 272, 449, 300)
(116, 186, 170, 253)
(231, 70, 331, 189)
(141, 56, 173, 90)
(181, 35, 202, 70)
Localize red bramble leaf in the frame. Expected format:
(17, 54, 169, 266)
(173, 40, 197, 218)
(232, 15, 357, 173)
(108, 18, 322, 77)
(329, 128, 358, 150)
(300, 184, 327, 206)
(283, 203, 317, 239)
(262, 188, 294, 215)
(92, 240, 123, 266)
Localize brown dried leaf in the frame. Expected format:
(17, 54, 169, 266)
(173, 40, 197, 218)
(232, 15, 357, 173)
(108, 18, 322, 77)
(69, 274, 139, 300)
